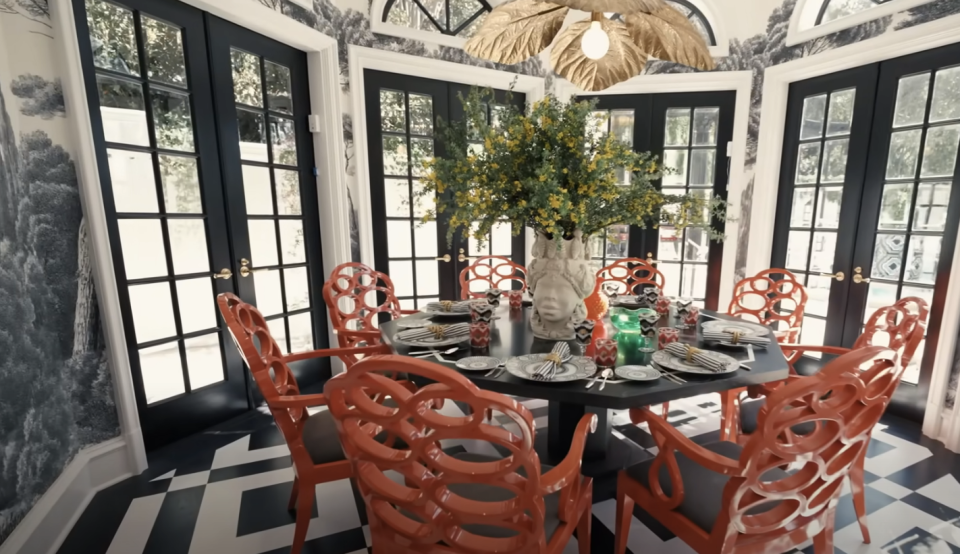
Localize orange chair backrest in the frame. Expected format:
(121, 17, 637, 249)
(854, 297, 928, 368)
(217, 293, 313, 471)
(323, 262, 402, 345)
(717, 346, 899, 547)
(324, 355, 546, 553)
(595, 258, 666, 296)
(728, 269, 808, 342)
(459, 255, 528, 299)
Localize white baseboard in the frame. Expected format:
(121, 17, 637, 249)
(0, 437, 134, 554)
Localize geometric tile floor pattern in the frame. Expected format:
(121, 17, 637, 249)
(57, 393, 960, 554)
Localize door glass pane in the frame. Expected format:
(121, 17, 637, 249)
(389, 261, 414, 297)
(248, 220, 279, 266)
(930, 66, 960, 123)
(253, 270, 283, 316)
(790, 188, 816, 227)
(85, 0, 139, 76)
(384, 178, 409, 217)
(863, 282, 898, 323)
(231, 50, 262, 107)
(659, 263, 681, 297)
(168, 219, 209, 274)
(683, 229, 710, 262)
(491, 222, 512, 255)
(664, 108, 691, 146)
(800, 317, 826, 354)
(380, 90, 406, 132)
(815, 187, 843, 228)
(238, 108, 268, 162)
(270, 116, 297, 166)
(278, 220, 305, 264)
(893, 73, 931, 128)
(284, 267, 310, 311)
(913, 182, 951, 231)
(242, 165, 273, 215)
(408, 94, 433, 135)
(410, 138, 433, 176)
(159, 156, 202, 213)
(118, 220, 167, 279)
(288, 313, 313, 353)
(413, 221, 438, 257)
(142, 17, 186, 87)
(184, 334, 224, 390)
(785, 231, 810, 270)
(383, 135, 408, 176)
(274, 169, 302, 215)
(809, 232, 837, 273)
(826, 89, 856, 136)
(151, 88, 195, 152)
(139, 342, 184, 404)
(800, 94, 826, 139)
(662, 150, 688, 187)
(920, 124, 960, 178)
(904, 235, 941, 285)
(820, 139, 849, 183)
(265, 61, 293, 114)
(97, 75, 149, 146)
(611, 110, 635, 145)
(176, 278, 216, 333)
(689, 150, 715, 185)
(692, 107, 718, 146)
(903, 339, 925, 384)
(871, 234, 906, 281)
(415, 260, 439, 296)
(878, 183, 913, 230)
(680, 264, 707, 299)
(267, 318, 288, 354)
(386, 220, 412, 257)
(796, 142, 821, 184)
(659, 227, 681, 261)
(805, 275, 831, 317)
(886, 130, 922, 179)
(109, 150, 158, 212)
(129, 282, 176, 342)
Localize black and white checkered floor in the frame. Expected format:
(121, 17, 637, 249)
(58, 394, 960, 554)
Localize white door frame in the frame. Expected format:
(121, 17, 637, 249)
(749, 13, 960, 444)
(349, 46, 546, 274)
(555, 71, 754, 311)
(52, 0, 348, 472)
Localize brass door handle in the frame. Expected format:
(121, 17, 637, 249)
(853, 268, 871, 284)
(239, 266, 267, 278)
(821, 271, 845, 282)
(213, 268, 233, 280)
(646, 253, 660, 266)
(458, 253, 468, 262)
(436, 254, 451, 262)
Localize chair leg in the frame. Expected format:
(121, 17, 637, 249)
(577, 500, 592, 554)
(851, 448, 870, 544)
(718, 389, 742, 443)
(661, 402, 670, 419)
(615, 478, 635, 554)
(813, 512, 835, 554)
(290, 482, 313, 554)
(287, 476, 299, 512)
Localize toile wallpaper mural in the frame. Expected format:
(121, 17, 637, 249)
(0, 1, 120, 544)
(0, 0, 959, 545)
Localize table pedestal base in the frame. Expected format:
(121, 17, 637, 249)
(538, 402, 645, 479)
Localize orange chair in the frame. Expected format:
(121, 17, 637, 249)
(218, 292, 399, 554)
(459, 255, 528, 299)
(594, 258, 665, 297)
(615, 345, 902, 554)
(324, 355, 596, 554)
(323, 262, 417, 365)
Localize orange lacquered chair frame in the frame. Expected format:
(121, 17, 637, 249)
(459, 255, 528, 299)
(324, 355, 596, 554)
(594, 258, 665, 297)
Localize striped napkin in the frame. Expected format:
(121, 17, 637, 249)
(663, 343, 727, 373)
(397, 323, 471, 342)
(423, 300, 471, 313)
(702, 330, 771, 346)
(536, 342, 572, 378)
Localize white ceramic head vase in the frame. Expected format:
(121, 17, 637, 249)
(527, 230, 596, 340)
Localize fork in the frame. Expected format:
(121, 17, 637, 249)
(484, 360, 506, 378)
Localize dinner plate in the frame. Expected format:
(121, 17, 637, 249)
(455, 357, 501, 371)
(651, 350, 739, 375)
(394, 334, 470, 348)
(420, 308, 472, 319)
(504, 354, 597, 383)
(701, 320, 770, 337)
(615, 365, 661, 381)
(395, 319, 434, 329)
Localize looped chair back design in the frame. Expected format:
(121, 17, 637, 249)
(459, 255, 528, 299)
(595, 258, 666, 296)
(325, 355, 550, 553)
(728, 269, 808, 343)
(853, 297, 928, 369)
(724, 346, 898, 546)
(323, 262, 403, 346)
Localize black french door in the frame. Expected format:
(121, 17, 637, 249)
(364, 70, 525, 305)
(577, 92, 736, 310)
(774, 44, 960, 420)
(75, 0, 328, 449)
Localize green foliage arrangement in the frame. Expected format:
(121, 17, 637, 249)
(416, 88, 726, 245)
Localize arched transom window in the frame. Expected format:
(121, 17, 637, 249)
(383, 0, 492, 37)
(816, 0, 895, 25)
(665, 0, 716, 46)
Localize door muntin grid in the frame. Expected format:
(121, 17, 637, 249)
(866, 65, 960, 384)
(658, 106, 720, 306)
(231, 48, 315, 355)
(587, 109, 635, 274)
(86, 0, 227, 404)
(783, 87, 857, 356)
(380, 88, 440, 310)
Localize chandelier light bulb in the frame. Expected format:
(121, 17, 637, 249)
(581, 21, 610, 60)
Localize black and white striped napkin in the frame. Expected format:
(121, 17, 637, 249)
(702, 330, 771, 346)
(423, 300, 472, 313)
(663, 343, 727, 372)
(397, 323, 471, 342)
(535, 342, 572, 378)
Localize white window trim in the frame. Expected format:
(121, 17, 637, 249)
(787, 0, 938, 47)
(751, 12, 960, 446)
(555, 70, 752, 311)
(349, 45, 545, 273)
(52, 0, 349, 473)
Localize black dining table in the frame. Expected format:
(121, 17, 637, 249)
(379, 306, 790, 477)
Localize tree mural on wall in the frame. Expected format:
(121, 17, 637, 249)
(896, 0, 960, 30)
(0, 0, 52, 37)
(10, 75, 65, 119)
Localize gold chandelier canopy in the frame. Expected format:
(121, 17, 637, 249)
(464, 0, 715, 91)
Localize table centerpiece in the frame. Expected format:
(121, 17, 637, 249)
(417, 88, 725, 340)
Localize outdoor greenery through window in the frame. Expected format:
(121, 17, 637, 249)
(383, 0, 492, 37)
(816, 0, 895, 25)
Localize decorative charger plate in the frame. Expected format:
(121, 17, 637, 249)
(651, 350, 739, 375)
(504, 354, 597, 383)
(615, 365, 661, 381)
(394, 334, 470, 348)
(701, 320, 770, 337)
(455, 356, 501, 371)
(396, 319, 434, 329)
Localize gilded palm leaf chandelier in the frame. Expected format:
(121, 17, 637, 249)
(464, 0, 715, 91)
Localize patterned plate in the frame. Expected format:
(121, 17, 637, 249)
(420, 308, 472, 319)
(504, 354, 597, 383)
(455, 356, 501, 371)
(701, 320, 770, 337)
(651, 350, 739, 375)
(615, 365, 661, 381)
(396, 319, 433, 329)
(394, 334, 470, 348)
